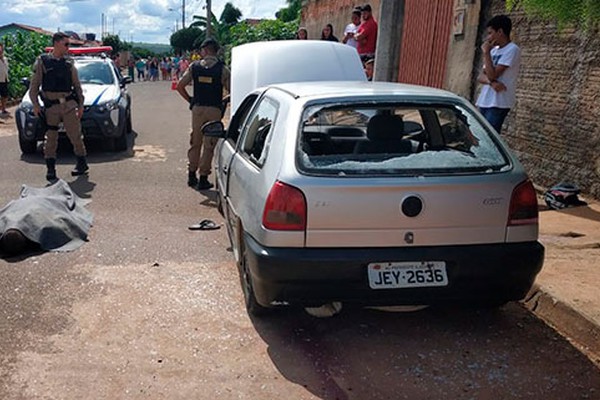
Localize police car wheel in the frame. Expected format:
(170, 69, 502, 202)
(112, 121, 128, 152)
(19, 136, 37, 154)
(126, 108, 133, 133)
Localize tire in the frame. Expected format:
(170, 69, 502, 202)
(126, 108, 133, 133)
(19, 136, 37, 154)
(113, 122, 128, 152)
(239, 238, 269, 317)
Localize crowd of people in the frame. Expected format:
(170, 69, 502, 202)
(123, 55, 196, 83)
(296, 4, 378, 80)
(294, 7, 519, 131)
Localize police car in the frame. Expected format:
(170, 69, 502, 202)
(16, 46, 133, 154)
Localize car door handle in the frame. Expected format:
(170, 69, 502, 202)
(222, 166, 228, 174)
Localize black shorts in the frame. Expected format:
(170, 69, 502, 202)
(0, 82, 8, 98)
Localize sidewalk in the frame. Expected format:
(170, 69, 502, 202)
(523, 197, 600, 366)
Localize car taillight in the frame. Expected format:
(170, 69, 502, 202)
(508, 180, 538, 226)
(262, 181, 307, 231)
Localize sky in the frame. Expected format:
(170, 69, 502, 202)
(0, 0, 289, 44)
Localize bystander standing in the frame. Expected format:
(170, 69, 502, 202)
(0, 43, 9, 116)
(342, 8, 362, 49)
(475, 15, 521, 134)
(355, 4, 378, 61)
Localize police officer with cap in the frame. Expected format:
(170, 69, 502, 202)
(29, 32, 88, 181)
(176, 37, 231, 190)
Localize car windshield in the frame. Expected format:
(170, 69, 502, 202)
(77, 62, 114, 85)
(297, 102, 510, 176)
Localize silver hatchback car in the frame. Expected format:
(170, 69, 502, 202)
(210, 43, 544, 316)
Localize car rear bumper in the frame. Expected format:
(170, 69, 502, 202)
(243, 233, 545, 307)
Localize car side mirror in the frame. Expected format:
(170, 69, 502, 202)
(21, 78, 30, 89)
(202, 120, 226, 138)
(121, 76, 133, 86)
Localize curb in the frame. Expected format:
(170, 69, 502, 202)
(523, 284, 600, 366)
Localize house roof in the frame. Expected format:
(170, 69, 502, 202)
(0, 23, 87, 45)
(0, 23, 54, 36)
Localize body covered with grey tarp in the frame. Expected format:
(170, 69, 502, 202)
(0, 179, 93, 252)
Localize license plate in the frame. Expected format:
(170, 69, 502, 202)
(368, 261, 448, 289)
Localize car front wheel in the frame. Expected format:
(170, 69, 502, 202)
(113, 119, 128, 151)
(19, 136, 37, 154)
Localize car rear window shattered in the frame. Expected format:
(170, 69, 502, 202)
(297, 104, 510, 176)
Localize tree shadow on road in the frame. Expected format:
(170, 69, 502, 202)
(249, 304, 600, 399)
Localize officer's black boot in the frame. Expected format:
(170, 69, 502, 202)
(188, 171, 198, 187)
(197, 175, 214, 190)
(45, 158, 57, 181)
(71, 156, 89, 176)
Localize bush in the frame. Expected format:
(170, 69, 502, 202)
(1, 31, 50, 99)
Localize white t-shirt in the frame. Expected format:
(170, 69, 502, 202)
(476, 42, 521, 109)
(344, 23, 358, 48)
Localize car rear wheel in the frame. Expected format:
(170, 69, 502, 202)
(239, 237, 269, 317)
(19, 136, 37, 154)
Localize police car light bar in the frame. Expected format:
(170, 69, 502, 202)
(44, 46, 113, 54)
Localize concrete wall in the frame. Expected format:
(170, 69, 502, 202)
(444, 0, 482, 98)
(301, 0, 380, 42)
(483, 0, 600, 198)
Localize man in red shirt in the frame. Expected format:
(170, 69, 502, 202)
(355, 4, 378, 61)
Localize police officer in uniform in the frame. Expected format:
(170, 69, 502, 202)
(29, 32, 88, 181)
(176, 38, 231, 190)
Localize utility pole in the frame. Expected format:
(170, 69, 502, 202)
(182, 0, 186, 29)
(374, 0, 405, 82)
(206, 0, 212, 37)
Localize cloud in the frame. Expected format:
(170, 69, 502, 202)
(0, 0, 290, 44)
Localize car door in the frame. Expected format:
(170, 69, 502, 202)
(217, 93, 260, 251)
(217, 93, 260, 203)
(226, 95, 279, 247)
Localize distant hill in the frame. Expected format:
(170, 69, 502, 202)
(131, 42, 172, 54)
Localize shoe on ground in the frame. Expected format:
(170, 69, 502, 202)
(197, 175, 214, 190)
(71, 156, 89, 176)
(188, 171, 198, 187)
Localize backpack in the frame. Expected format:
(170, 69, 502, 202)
(543, 183, 587, 210)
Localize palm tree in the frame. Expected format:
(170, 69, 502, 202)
(190, 2, 242, 45)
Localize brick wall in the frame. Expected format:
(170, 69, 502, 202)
(301, 0, 380, 41)
(485, 1, 600, 198)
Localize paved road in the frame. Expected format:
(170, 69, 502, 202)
(0, 81, 599, 400)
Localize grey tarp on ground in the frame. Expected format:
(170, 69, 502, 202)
(0, 179, 93, 252)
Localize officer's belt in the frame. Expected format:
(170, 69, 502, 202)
(43, 93, 78, 106)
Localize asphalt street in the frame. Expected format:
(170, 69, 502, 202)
(0, 80, 598, 399)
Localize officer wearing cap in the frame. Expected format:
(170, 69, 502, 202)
(176, 38, 231, 190)
(29, 32, 88, 181)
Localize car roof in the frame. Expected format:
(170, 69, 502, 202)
(268, 81, 463, 102)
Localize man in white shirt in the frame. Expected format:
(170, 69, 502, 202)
(476, 15, 521, 134)
(0, 43, 9, 116)
(342, 7, 362, 49)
